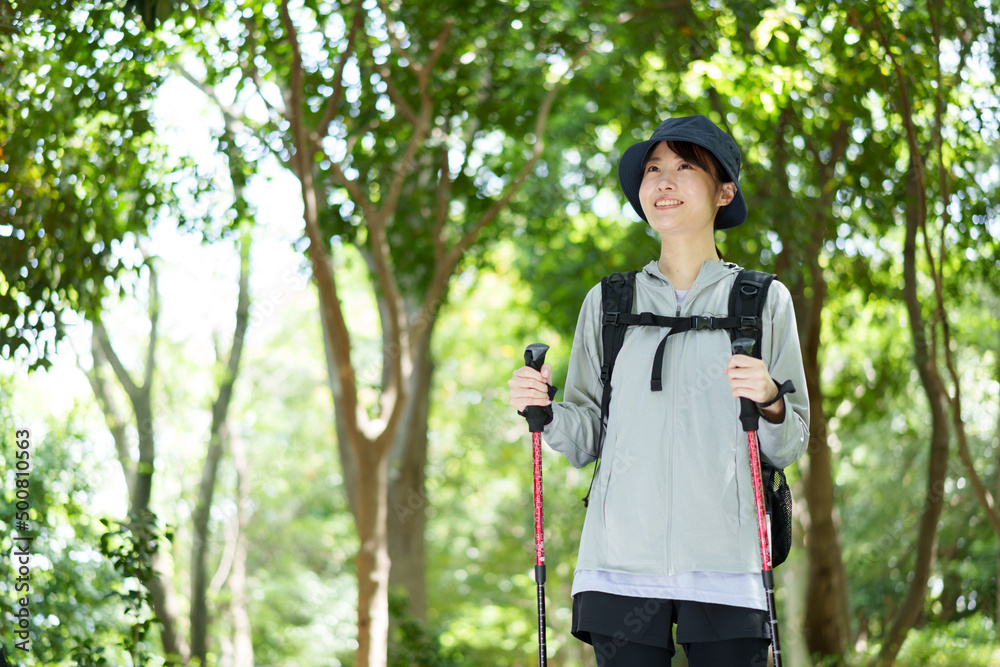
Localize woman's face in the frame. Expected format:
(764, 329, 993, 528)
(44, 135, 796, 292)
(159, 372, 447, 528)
(638, 142, 735, 237)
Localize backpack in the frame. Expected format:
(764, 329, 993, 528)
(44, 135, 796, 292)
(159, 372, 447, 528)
(586, 267, 794, 567)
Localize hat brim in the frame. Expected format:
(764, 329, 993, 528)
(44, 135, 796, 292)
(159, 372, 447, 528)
(618, 138, 747, 230)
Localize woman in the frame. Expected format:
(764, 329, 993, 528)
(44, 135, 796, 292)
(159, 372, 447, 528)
(508, 114, 810, 665)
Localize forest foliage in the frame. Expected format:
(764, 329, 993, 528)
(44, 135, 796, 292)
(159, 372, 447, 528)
(2, 0, 1000, 665)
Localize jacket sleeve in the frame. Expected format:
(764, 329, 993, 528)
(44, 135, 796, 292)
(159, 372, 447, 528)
(542, 284, 604, 469)
(757, 280, 810, 469)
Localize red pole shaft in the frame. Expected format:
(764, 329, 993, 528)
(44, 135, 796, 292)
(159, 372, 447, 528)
(533, 432, 545, 567)
(747, 430, 782, 666)
(746, 430, 771, 570)
(533, 431, 547, 666)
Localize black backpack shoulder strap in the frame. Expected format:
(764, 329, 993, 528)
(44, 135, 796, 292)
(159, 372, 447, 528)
(727, 268, 777, 359)
(728, 269, 797, 568)
(728, 269, 777, 432)
(599, 271, 637, 387)
(582, 270, 636, 507)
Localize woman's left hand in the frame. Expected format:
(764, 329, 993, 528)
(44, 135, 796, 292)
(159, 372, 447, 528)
(725, 354, 785, 422)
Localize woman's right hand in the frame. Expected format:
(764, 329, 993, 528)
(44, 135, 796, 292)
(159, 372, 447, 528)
(508, 363, 553, 412)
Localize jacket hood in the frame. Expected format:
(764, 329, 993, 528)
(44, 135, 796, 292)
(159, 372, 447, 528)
(641, 260, 741, 290)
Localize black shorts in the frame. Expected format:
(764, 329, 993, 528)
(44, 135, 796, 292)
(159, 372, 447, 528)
(572, 591, 770, 655)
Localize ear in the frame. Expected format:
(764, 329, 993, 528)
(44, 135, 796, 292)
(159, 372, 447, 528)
(716, 182, 737, 207)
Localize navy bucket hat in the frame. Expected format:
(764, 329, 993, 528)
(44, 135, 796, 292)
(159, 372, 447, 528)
(618, 114, 747, 230)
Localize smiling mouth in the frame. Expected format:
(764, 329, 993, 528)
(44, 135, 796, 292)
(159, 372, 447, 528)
(655, 198, 682, 208)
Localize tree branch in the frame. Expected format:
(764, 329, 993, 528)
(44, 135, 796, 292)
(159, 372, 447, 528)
(379, 72, 419, 127)
(329, 161, 377, 222)
(144, 262, 159, 390)
(94, 320, 140, 401)
(418, 19, 453, 89)
(283, 0, 372, 440)
(430, 45, 592, 303)
(358, 20, 460, 440)
(84, 337, 136, 493)
(280, 0, 305, 133)
(373, 0, 420, 76)
(432, 145, 451, 262)
(924, 0, 1000, 536)
(381, 21, 453, 220)
(319, 0, 366, 137)
(241, 13, 289, 119)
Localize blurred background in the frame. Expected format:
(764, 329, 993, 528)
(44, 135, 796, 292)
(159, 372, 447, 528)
(1, 0, 999, 665)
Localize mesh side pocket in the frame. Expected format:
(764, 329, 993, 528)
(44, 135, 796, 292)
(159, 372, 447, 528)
(762, 461, 793, 567)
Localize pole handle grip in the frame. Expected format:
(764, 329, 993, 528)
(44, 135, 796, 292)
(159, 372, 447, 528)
(524, 343, 550, 371)
(521, 344, 554, 433)
(731, 336, 755, 357)
(731, 337, 760, 432)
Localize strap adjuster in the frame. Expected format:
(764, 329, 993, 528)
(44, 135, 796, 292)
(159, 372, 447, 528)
(604, 312, 620, 325)
(692, 315, 712, 331)
(740, 316, 758, 331)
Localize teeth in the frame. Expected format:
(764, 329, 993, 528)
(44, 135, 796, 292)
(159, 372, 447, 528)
(656, 199, 681, 206)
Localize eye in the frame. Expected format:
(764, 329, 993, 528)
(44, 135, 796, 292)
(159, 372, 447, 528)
(679, 162, 694, 170)
(645, 164, 660, 173)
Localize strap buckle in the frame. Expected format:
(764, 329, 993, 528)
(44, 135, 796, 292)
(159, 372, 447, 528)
(692, 315, 713, 331)
(740, 316, 758, 331)
(604, 312, 621, 325)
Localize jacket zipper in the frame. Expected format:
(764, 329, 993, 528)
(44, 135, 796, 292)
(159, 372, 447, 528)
(667, 292, 680, 569)
(663, 270, 725, 570)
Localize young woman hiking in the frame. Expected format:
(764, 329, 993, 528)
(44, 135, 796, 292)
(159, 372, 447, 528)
(508, 114, 810, 666)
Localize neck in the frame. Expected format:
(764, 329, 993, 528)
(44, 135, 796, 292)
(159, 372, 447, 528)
(657, 234, 719, 290)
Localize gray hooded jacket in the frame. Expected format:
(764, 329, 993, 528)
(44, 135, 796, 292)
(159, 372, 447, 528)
(544, 260, 810, 577)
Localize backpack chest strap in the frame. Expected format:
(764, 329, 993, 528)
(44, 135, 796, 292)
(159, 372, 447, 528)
(642, 315, 759, 391)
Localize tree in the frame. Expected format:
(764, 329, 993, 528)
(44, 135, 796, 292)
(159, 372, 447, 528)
(174, 1, 631, 662)
(0, 1, 171, 369)
(860, 1, 999, 662)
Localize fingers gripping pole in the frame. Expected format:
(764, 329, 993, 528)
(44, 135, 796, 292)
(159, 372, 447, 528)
(522, 344, 549, 666)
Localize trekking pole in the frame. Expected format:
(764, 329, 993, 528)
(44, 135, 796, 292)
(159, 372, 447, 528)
(731, 337, 783, 667)
(520, 343, 553, 667)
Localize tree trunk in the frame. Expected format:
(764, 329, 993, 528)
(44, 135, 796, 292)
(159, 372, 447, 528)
(191, 228, 251, 664)
(387, 348, 433, 620)
(354, 436, 393, 667)
(132, 394, 155, 516)
(798, 259, 851, 660)
(192, 424, 226, 662)
(274, 6, 583, 661)
(876, 157, 951, 667)
(995, 329, 999, 631)
(147, 552, 192, 666)
(801, 319, 851, 659)
(230, 427, 255, 667)
(385, 299, 436, 620)
(777, 118, 852, 661)
(90, 270, 192, 666)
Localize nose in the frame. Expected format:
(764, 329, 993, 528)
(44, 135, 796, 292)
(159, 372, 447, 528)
(654, 170, 675, 190)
